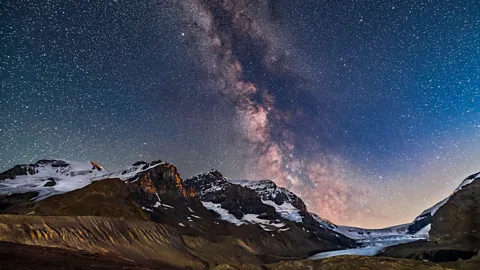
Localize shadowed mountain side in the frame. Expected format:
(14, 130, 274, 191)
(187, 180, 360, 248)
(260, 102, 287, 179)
(2, 179, 147, 221)
(430, 179, 480, 245)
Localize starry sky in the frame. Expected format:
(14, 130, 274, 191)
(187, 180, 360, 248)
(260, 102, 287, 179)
(1, 0, 479, 228)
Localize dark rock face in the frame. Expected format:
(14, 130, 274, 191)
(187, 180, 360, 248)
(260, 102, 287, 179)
(221, 184, 279, 219)
(43, 178, 56, 187)
(430, 180, 480, 245)
(407, 213, 432, 234)
(235, 180, 308, 213)
(0, 165, 35, 181)
(185, 171, 279, 219)
(46, 160, 70, 168)
(185, 171, 357, 249)
(125, 161, 197, 204)
(132, 160, 148, 166)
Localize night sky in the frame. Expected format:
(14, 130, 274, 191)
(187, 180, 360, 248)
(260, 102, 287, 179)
(1, 0, 479, 228)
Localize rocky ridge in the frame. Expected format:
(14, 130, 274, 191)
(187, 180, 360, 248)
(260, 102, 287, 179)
(1, 159, 479, 269)
(0, 159, 357, 268)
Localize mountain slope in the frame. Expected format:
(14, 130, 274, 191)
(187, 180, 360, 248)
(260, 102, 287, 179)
(3, 158, 478, 267)
(2, 178, 148, 221)
(407, 172, 480, 235)
(0, 159, 357, 268)
(185, 170, 356, 248)
(378, 171, 480, 263)
(429, 176, 480, 245)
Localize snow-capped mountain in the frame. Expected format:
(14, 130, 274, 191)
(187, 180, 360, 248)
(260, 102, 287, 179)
(0, 159, 171, 202)
(0, 158, 358, 263)
(184, 170, 355, 247)
(185, 170, 418, 241)
(0, 160, 353, 243)
(1, 158, 479, 266)
(0, 160, 109, 201)
(230, 179, 307, 223)
(184, 168, 434, 260)
(185, 170, 303, 228)
(2, 158, 477, 250)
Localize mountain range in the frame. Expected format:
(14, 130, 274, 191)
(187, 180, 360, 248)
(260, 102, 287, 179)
(0, 159, 479, 269)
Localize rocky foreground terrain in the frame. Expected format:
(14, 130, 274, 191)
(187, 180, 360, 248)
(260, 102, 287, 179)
(0, 159, 479, 269)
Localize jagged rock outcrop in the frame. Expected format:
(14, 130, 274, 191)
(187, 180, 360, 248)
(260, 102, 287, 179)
(0, 165, 35, 181)
(125, 161, 197, 203)
(232, 179, 308, 213)
(186, 170, 279, 219)
(90, 161, 104, 171)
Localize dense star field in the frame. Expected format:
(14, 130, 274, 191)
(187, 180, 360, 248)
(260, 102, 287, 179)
(1, 0, 479, 228)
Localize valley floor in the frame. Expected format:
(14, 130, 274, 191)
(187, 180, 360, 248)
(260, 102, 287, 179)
(1, 240, 478, 270)
(0, 241, 159, 270)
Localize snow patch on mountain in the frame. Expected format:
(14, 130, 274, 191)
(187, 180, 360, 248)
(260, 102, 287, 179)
(202, 201, 288, 230)
(415, 224, 431, 237)
(230, 179, 296, 201)
(93, 160, 166, 182)
(230, 179, 306, 222)
(262, 199, 302, 223)
(202, 201, 245, 226)
(0, 159, 167, 202)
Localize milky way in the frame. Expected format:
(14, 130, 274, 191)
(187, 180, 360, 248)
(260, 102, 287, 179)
(1, 0, 479, 227)
(176, 0, 372, 223)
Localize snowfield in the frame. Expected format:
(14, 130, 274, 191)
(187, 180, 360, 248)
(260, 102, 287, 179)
(0, 160, 109, 201)
(0, 160, 165, 201)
